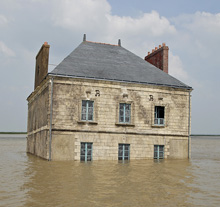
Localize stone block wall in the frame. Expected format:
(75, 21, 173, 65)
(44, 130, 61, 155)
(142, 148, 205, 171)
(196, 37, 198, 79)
(27, 130, 48, 159)
(27, 83, 49, 132)
(27, 76, 191, 160)
(27, 80, 50, 159)
(50, 131, 188, 161)
(49, 77, 190, 160)
(51, 77, 190, 136)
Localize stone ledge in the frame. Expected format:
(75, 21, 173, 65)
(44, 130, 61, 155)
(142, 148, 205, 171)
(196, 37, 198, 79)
(151, 125, 165, 128)
(115, 123, 135, 127)
(77, 121, 98, 125)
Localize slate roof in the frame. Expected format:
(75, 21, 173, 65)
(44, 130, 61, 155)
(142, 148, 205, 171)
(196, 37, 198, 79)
(49, 41, 192, 89)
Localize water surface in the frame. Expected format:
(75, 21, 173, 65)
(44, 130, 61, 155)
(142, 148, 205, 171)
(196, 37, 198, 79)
(0, 135, 220, 207)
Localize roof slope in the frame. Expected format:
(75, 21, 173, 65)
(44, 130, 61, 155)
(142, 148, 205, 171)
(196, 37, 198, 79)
(50, 41, 191, 89)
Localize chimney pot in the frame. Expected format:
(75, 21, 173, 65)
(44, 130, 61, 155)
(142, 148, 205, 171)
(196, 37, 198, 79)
(118, 39, 121, 47)
(44, 42, 48, 45)
(145, 43, 169, 74)
(148, 52, 150, 55)
(83, 34, 86, 42)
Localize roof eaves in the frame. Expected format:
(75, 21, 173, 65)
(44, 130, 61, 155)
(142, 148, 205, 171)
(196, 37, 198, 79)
(48, 72, 192, 90)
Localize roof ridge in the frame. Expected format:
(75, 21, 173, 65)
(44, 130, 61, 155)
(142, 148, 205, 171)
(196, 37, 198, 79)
(85, 40, 119, 47)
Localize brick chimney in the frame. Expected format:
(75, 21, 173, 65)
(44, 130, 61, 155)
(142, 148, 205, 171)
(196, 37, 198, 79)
(34, 42, 50, 89)
(144, 43, 169, 74)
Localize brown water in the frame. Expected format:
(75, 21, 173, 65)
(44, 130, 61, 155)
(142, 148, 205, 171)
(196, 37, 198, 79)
(0, 135, 220, 207)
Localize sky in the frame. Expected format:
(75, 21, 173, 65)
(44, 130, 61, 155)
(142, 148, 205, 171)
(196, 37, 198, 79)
(0, 0, 220, 134)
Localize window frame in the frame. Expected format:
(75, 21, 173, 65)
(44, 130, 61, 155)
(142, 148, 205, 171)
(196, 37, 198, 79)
(119, 103, 131, 124)
(151, 103, 168, 128)
(118, 144, 130, 160)
(154, 145, 164, 159)
(81, 100, 94, 121)
(80, 142, 93, 162)
(115, 101, 135, 126)
(154, 106, 165, 126)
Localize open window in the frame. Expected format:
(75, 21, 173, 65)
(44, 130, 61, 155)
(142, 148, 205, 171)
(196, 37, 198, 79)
(154, 106, 164, 126)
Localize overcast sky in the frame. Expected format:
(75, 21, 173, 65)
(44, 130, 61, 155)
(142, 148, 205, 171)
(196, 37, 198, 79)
(0, 0, 219, 134)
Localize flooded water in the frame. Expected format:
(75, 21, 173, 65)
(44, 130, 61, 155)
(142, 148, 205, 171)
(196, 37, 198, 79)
(0, 135, 220, 207)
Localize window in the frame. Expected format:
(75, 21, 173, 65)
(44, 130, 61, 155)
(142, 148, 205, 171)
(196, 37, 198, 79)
(81, 100, 94, 121)
(80, 142, 93, 161)
(118, 144, 130, 160)
(119, 103, 131, 123)
(154, 145, 164, 159)
(154, 106, 164, 125)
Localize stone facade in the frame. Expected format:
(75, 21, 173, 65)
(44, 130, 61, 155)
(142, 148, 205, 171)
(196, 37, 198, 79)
(27, 79, 49, 158)
(27, 76, 191, 161)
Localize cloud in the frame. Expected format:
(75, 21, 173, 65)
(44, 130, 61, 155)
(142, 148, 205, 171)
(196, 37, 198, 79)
(169, 52, 188, 81)
(51, 0, 176, 40)
(171, 12, 220, 58)
(49, 0, 177, 66)
(106, 11, 176, 37)
(185, 12, 220, 34)
(0, 41, 15, 57)
(51, 0, 111, 31)
(0, 15, 8, 26)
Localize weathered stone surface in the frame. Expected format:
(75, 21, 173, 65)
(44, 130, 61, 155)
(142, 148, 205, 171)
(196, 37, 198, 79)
(27, 76, 191, 160)
(34, 42, 50, 89)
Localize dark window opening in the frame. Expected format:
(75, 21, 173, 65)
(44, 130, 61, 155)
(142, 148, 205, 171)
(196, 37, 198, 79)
(154, 106, 164, 125)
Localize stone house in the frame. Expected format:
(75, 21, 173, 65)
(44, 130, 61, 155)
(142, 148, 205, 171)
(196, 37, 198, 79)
(27, 35, 192, 161)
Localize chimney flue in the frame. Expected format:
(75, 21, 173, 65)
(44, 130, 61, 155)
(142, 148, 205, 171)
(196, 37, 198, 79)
(34, 42, 50, 89)
(144, 43, 169, 74)
(83, 34, 86, 42)
(118, 39, 121, 47)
